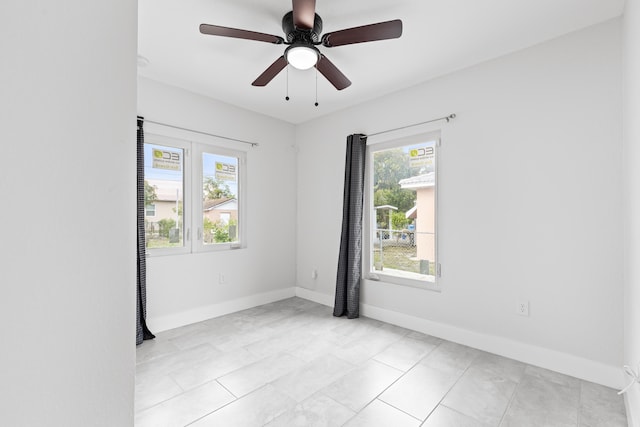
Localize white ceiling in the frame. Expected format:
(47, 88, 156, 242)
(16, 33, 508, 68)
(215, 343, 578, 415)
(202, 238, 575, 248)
(138, 0, 624, 124)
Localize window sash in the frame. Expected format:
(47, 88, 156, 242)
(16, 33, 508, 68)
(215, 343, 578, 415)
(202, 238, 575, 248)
(363, 131, 441, 290)
(193, 145, 246, 253)
(143, 136, 190, 256)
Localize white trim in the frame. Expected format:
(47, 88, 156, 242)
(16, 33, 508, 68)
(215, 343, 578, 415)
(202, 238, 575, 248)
(148, 287, 295, 333)
(365, 272, 439, 292)
(294, 287, 624, 389)
(295, 286, 335, 306)
(193, 145, 247, 253)
(144, 135, 191, 257)
(145, 132, 247, 256)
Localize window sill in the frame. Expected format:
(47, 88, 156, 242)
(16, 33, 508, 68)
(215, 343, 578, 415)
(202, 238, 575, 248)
(197, 242, 244, 252)
(365, 270, 441, 292)
(146, 243, 244, 257)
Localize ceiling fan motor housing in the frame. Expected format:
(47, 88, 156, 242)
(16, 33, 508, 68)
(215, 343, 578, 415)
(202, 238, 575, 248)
(282, 11, 323, 44)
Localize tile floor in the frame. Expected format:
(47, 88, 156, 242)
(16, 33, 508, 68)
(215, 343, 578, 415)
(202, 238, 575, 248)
(136, 297, 627, 427)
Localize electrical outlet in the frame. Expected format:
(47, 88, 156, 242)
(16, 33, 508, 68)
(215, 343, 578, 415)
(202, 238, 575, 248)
(219, 273, 226, 284)
(517, 300, 529, 316)
(311, 269, 318, 280)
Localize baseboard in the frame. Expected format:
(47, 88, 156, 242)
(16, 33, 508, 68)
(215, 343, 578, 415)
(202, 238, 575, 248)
(148, 287, 296, 333)
(295, 286, 335, 306)
(294, 287, 624, 389)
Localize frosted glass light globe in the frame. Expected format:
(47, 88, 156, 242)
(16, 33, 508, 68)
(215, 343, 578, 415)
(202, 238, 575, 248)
(286, 46, 319, 70)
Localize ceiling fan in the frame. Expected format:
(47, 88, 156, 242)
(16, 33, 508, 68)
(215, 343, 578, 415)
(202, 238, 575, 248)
(199, 0, 402, 91)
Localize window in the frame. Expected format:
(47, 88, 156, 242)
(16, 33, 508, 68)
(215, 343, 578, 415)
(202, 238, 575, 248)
(143, 134, 245, 255)
(145, 204, 156, 217)
(200, 150, 241, 247)
(364, 131, 440, 289)
(144, 140, 187, 253)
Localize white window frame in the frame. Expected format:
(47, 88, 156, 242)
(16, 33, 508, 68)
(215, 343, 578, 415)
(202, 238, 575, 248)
(145, 135, 191, 257)
(144, 134, 246, 257)
(363, 130, 441, 291)
(193, 144, 246, 253)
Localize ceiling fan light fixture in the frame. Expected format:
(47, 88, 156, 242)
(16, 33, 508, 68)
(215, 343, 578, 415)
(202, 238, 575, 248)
(285, 45, 319, 70)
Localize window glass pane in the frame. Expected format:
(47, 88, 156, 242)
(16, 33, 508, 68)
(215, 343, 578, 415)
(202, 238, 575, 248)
(202, 152, 239, 245)
(371, 140, 437, 281)
(143, 143, 184, 249)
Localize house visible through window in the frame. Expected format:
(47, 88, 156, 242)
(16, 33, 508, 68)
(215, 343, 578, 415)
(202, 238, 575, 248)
(143, 135, 245, 255)
(365, 131, 440, 288)
(144, 141, 185, 252)
(201, 151, 240, 246)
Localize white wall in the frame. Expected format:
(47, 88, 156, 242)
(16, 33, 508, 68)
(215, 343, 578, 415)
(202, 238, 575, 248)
(0, 2, 137, 426)
(296, 19, 624, 388)
(138, 78, 298, 331)
(624, 0, 640, 424)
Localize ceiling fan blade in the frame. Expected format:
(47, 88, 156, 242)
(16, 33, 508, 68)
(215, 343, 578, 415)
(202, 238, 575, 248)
(315, 55, 351, 90)
(321, 19, 402, 47)
(252, 56, 288, 87)
(292, 0, 316, 30)
(200, 24, 284, 44)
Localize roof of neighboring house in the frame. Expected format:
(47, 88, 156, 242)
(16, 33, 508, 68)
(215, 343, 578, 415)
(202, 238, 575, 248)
(399, 172, 435, 189)
(405, 205, 417, 219)
(203, 197, 236, 211)
(146, 179, 182, 202)
(374, 205, 398, 211)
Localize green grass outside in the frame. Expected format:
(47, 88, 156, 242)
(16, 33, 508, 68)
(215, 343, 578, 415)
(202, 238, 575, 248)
(373, 245, 435, 275)
(147, 237, 182, 248)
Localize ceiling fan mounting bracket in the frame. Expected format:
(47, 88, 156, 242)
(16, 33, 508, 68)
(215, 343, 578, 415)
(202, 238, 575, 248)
(282, 11, 323, 45)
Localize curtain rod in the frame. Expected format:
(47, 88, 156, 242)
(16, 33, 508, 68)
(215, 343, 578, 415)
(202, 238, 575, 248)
(365, 113, 456, 138)
(141, 118, 259, 147)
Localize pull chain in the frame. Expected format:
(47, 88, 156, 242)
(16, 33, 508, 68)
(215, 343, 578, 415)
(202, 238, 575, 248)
(285, 66, 290, 101)
(314, 67, 319, 107)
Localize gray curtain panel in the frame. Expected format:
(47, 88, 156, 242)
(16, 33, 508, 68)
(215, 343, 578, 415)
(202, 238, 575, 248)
(137, 117, 155, 345)
(334, 134, 367, 318)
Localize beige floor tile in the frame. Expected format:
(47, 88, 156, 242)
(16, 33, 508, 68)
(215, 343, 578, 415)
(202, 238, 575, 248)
(135, 374, 183, 413)
(579, 381, 627, 427)
(501, 371, 580, 427)
(271, 354, 355, 403)
(441, 363, 517, 425)
(379, 363, 462, 420)
(134, 380, 234, 427)
(374, 335, 440, 372)
(344, 399, 421, 427)
(169, 347, 260, 391)
(322, 359, 403, 412)
(189, 384, 297, 427)
(217, 352, 307, 397)
(265, 394, 355, 427)
(422, 405, 491, 427)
